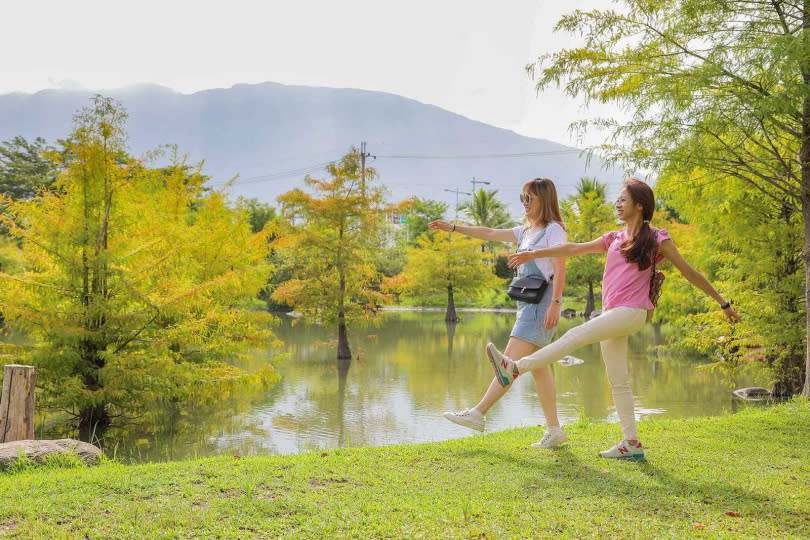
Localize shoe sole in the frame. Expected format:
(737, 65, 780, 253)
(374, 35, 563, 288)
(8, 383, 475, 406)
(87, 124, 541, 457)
(442, 413, 484, 432)
(599, 453, 645, 460)
(486, 343, 511, 387)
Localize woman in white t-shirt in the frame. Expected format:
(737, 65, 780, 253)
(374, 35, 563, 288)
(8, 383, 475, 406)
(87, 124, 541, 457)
(429, 178, 569, 449)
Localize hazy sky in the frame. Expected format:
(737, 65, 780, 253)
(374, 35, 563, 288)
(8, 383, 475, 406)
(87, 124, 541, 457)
(2, 0, 620, 147)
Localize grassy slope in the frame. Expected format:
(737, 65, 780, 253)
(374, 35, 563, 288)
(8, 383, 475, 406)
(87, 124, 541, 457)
(1, 401, 808, 538)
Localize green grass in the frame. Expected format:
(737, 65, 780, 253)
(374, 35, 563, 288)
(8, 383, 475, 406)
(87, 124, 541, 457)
(1, 401, 808, 538)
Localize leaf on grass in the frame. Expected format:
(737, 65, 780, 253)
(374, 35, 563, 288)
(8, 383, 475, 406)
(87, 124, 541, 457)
(725, 511, 742, 517)
(694, 524, 706, 530)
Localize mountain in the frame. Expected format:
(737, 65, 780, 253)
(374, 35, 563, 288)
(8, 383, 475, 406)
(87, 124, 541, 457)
(0, 82, 620, 219)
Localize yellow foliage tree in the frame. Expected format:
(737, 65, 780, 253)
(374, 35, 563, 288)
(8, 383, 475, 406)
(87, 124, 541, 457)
(0, 96, 279, 435)
(272, 150, 390, 359)
(394, 230, 500, 321)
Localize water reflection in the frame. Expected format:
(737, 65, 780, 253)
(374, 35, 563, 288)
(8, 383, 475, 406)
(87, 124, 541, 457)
(445, 320, 457, 357)
(39, 312, 768, 462)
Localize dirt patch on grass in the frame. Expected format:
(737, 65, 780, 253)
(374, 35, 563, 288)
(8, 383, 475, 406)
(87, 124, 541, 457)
(309, 477, 353, 488)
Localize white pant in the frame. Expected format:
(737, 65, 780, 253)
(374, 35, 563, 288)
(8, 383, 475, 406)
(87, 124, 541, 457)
(516, 306, 648, 440)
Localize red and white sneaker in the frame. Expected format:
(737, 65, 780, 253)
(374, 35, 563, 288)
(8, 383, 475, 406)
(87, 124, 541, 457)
(486, 343, 519, 387)
(599, 439, 645, 460)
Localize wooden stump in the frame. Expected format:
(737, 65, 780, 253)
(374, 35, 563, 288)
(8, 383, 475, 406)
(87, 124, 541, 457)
(0, 365, 36, 443)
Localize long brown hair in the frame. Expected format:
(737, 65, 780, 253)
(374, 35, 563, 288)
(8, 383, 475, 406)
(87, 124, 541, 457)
(620, 178, 657, 270)
(524, 178, 565, 229)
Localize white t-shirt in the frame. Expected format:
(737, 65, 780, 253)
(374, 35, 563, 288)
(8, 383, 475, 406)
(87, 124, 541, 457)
(511, 222, 567, 279)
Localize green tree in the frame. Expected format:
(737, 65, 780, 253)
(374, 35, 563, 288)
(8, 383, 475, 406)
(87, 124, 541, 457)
(237, 197, 277, 234)
(0, 96, 277, 435)
(0, 136, 60, 201)
(531, 0, 810, 395)
(561, 178, 616, 316)
(272, 149, 390, 359)
(392, 230, 499, 322)
(234, 197, 283, 310)
(401, 197, 448, 245)
(658, 170, 805, 394)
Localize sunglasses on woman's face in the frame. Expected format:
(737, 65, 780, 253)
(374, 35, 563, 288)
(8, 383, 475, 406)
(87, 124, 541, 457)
(520, 193, 532, 204)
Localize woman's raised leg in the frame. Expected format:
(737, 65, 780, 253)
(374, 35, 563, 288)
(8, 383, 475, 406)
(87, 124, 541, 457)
(516, 307, 646, 372)
(473, 337, 538, 414)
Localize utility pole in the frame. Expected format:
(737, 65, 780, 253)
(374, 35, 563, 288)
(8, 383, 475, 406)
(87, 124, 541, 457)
(359, 141, 374, 195)
(443, 187, 472, 221)
(471, 177, 490, 192)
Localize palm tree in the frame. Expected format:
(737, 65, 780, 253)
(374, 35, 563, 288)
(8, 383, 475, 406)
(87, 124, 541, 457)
(575, 177, 607, 199)
(459, 189, 514, 252)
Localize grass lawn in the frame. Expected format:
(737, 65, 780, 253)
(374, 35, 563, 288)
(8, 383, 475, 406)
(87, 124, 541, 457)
(1, 400, 808, 538)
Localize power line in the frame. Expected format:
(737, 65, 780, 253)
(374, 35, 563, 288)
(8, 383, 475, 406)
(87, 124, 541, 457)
(375, 149, 583, 160)
(208, 160, 333, 187)
(206, 146, 588, 188)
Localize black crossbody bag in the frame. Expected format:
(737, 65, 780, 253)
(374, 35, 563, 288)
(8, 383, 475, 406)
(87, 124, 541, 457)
(507, 275, 549, 304)
(506, 226, 551, 304)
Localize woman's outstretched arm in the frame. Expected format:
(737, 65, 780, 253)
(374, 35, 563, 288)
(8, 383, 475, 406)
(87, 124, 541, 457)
(429, 220, 515, 242)
(660, 239, 741, 323)
(507, 238, 606, 269)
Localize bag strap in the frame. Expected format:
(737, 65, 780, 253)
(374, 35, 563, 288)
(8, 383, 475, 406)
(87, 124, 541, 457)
(514, 224, 552, 277)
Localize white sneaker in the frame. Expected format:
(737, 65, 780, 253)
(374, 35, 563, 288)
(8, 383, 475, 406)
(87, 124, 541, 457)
(599, 439, 645, 460)
(443, 408, 485, 432)
(531, 428, 569, 449)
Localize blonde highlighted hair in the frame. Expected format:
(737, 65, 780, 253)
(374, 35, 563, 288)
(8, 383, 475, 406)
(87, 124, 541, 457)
(524, 178, 565, 229)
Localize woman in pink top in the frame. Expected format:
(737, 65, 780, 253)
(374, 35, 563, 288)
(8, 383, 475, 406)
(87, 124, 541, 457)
(485, 179, 741, 460)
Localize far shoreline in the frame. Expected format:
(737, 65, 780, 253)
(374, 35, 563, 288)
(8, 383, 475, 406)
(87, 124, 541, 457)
(377, 306, 515, 313)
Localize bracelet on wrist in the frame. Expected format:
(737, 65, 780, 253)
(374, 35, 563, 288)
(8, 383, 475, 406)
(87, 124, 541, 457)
(720, 300, 731, 310)
(552, 298, 562, 305)
(451, 223, 456, 232)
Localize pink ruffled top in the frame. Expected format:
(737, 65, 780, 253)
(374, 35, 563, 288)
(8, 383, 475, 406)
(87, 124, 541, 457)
(601, 228, 670, 310)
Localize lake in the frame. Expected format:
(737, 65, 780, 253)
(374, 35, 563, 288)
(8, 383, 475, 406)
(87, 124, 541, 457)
(37, 311, 767, 463)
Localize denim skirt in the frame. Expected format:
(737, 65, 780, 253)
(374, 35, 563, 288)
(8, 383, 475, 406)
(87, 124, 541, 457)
(510, 291, 555, 347)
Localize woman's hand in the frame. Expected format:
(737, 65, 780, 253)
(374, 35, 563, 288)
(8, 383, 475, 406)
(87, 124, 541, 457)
(544, 301, 560, 329)
(507, 251, 535, 269)
(723, 305, 742, 324)
(429, 220, 453, 232)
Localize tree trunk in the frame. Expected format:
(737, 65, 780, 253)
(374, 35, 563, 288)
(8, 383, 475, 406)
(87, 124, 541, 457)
(78, 402, 110, 442)
(585, 281, 595, 317)
(337, 316, 352, 360)
(801, 2, 810, 396)
(801, 196, 810, 397)
(445, 284, 458, 322)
